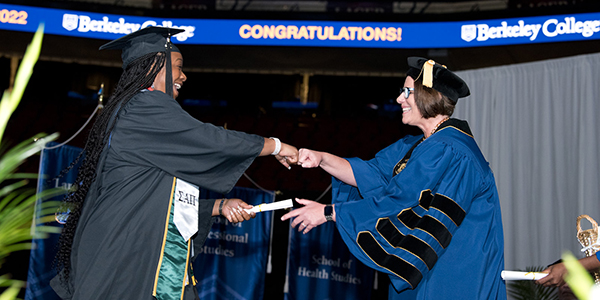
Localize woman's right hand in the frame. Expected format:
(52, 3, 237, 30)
(215, 198, 256, 223)
(298, 148, 323, 168)
(275, 142, 299, 168)
(280, 198, 330, 234)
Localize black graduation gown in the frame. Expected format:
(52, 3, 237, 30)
(50, 90, 264, 299)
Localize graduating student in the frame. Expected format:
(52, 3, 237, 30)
(51, 26, 298, 300)
(283, 57, 506, 299)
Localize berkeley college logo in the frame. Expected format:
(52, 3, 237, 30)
(461, 24, 476, 42)
(62, 14, 78, 31)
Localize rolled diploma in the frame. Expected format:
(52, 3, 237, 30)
(245, 199, 293, 213)
(501, 270, 548, 280)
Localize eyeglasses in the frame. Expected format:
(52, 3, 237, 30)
(401, 87, 414, 99)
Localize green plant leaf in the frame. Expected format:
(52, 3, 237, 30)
(7, 173, 39, 180)
(0, 133, 58, 183)
(0, 25, 62, 300)
(0, 23, 44, 144)
(563, 251, 595, 300)
(0, 278, 25, 300)
(0, 189, 63, 263)
(0, 181, 30, 203)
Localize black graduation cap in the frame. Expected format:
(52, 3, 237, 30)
(100, 26, 185, 98)
(406, 57, 470, 102)
(100, 26, 184, 69)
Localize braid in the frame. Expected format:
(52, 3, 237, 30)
(55, 52, 166, 284)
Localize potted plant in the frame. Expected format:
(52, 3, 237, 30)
(0, 24, 62, 300)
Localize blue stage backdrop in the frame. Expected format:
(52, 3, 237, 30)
(26, 142, 275, 300)
(25, 142, 82, 300)
(194, 187, 275, 300)
(285, 221, 374, 300)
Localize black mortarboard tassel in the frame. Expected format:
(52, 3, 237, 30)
(406, 57, 470, 102)
(99, 26, 185, 98)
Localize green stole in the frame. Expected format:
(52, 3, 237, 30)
(153, 178, 195, 300)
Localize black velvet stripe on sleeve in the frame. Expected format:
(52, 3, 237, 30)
(376, 218, 438, 270)
(418, 190, 434, 209)
(398, 209, 421, 228)
(430, 194, 466, 227)
(399, 211, 452, 249)
(397, 190, 465, 249)
(357, 231, 423, 289)
(417, 216, 452, 248)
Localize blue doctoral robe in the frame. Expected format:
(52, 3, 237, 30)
(332, 119, 506, 300)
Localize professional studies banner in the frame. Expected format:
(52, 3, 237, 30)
(1, 2, 600, 48)
(284, 222, 374, 300)
(194, 187, 275, 300)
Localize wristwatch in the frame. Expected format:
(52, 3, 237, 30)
(324, 205, 334, 222)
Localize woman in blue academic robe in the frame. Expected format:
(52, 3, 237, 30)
(283, 57, 507, 300)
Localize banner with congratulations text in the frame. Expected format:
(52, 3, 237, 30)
(194, 187, 275, 300)
(3, 3, 600, 48)
(284, 221, 374, 300)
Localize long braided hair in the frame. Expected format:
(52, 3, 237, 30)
(55, 51, 167, 283)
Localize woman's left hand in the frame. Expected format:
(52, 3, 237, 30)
(281, 198, 328, 234)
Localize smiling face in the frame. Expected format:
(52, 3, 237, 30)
(397, 76, 425, 127)
(152, 51, 186, 99)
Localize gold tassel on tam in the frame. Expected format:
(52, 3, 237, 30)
(422, 60, 435, 88)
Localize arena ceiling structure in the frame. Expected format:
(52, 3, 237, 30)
(2, 0, 600, 77)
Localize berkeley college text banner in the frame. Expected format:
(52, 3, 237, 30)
(1, 3, 600, 48)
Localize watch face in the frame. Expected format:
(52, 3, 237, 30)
(324, 205, 333, 221)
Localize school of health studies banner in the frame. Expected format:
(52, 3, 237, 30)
(194, 187, 275, 300)
(285, 221, 374, 300)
